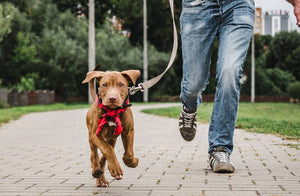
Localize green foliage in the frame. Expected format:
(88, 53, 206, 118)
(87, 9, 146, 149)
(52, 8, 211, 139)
(96, 21, 142, 70)
(287, 82, 300, 100)
(13, 31, 40, 66)
(95, 21, 171, 100)
(110, 0, 143, 46)
(266, 31, 300, 79)
(0, 3, 17, 41)
(242, 33, 299, 97)
(285, 47, 300, 80)
(148, 44, 177, 99)
(0, 2, 34, 86)
(110, 0, 181, 51)
(40, 14, 88, 96)
(1, 1, 299, 100)
(253, 34, 265, 58)
(1, 0, 89, 97)
(254, 66, 281, 96)
(261, 35, 272, 47)
(265, 68, 295, 93)
(13, 73, 37, 92)
(0, 101, 10, 109)
(52, 0, 114, 27)
(0, 0, 172, 100)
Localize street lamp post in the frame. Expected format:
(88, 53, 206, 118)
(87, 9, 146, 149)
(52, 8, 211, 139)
(143, 0, 148, 102)
(251, 33, 255, 103)
(88, 0, 95, 104)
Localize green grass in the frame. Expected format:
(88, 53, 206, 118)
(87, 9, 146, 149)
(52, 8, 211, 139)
(142, 103, 300, 139)
(0, 103, 89, 126)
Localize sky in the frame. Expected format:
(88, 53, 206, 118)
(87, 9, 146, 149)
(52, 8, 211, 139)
(254, 0, 300, 32)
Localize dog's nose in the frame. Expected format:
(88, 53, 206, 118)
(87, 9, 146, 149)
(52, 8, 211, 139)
(109, 97, 117, 102)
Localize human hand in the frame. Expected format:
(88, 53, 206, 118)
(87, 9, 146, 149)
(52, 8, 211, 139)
(287, 0, 300, 27)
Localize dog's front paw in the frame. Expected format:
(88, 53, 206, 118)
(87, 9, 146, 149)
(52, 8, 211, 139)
(123, 157, 139, 168)
(96, 176, 109, 187)
(92, 167, 103, 178)
(107, 160, 123, 180)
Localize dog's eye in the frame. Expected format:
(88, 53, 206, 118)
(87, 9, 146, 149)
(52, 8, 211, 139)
(119, 83, 125, 87)
(102, 83, 108, 87)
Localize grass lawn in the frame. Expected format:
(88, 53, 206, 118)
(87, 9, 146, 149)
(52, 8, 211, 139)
(0, 103, 89, 126)
(142, 103, 300, 139)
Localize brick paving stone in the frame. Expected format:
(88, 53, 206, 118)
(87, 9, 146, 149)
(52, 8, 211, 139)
(0, 103, 299, 196)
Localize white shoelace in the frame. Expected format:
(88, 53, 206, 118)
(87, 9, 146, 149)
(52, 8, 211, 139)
(182, 111, 197, 128)
(212, 151, 230, 163)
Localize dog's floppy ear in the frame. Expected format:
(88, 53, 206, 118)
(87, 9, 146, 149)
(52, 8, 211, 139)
(82, 71, 106, 102)
(121, 70, 141, 85)
(82, 71, 105, 84)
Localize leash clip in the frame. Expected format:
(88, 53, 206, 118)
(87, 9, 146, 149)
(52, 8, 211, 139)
(129, 83, 144, 95)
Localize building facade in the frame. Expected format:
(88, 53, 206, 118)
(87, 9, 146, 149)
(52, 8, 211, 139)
(264, 10, 290, 36)
(254, 8, 263, 35)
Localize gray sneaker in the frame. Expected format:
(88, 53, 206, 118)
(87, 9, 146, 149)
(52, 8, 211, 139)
(209, 147, 235, 173)
(179, 107, 197, 141)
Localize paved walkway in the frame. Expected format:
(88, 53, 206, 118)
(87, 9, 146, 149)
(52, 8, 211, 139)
(0, 103, 299, 196)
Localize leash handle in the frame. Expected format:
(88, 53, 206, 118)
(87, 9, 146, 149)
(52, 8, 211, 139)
(131, 0, 178, 95)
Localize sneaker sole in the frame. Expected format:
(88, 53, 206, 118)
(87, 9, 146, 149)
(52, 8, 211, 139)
(179, 129, 196, 142)
(213, 163, 235, 173)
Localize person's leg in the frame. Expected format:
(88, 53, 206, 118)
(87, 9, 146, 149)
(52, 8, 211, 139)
(180, 0, 219, 112)
(179, 0, 220, 141)
(208, 0, 255, 154)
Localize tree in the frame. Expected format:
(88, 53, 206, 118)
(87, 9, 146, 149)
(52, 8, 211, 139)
(35, 2, 89, 97)
(265, 68, 295, 94)
(0, 1, 89, 97)
(261, 34, 272, 47)
(12, 32, 41, 78)
(0, 2, 32, 87)
(110, 0, 181, 51)
(94, 21, 171, 101)
(0, 3, 17, 41)
(287, 82, 300, 100)
(52, 0, 114, 26)
(242, 66, 281, 96)
(285, 48, 300, 80)
(266, 31, 300, 71)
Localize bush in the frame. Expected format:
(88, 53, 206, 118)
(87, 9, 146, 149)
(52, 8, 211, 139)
(266, 68, 295, 94)
(287, 81, 300, 100)
(0, 101, 9, 109)
(13, 73, 37, 92)
(0, 79, 3, 88)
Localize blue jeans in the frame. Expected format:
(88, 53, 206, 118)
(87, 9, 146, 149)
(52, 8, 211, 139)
(180, 0, 254, 154)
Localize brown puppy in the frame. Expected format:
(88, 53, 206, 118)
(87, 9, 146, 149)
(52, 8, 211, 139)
(82, 69, 140, 187)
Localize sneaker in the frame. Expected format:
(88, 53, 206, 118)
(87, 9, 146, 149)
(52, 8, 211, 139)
(209, 147, 235, 173)
(179, 107, 197, 141)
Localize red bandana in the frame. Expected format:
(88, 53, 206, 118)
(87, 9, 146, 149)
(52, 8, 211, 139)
(96, 98, 131, 137)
